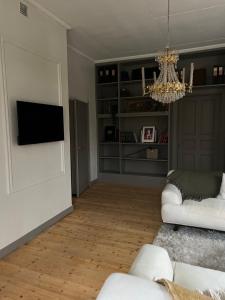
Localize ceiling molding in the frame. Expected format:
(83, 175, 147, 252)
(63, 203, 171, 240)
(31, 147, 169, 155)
(95, 43, 225, 64)
(67, 44, 94, 63)
(26, 0, 72, 30)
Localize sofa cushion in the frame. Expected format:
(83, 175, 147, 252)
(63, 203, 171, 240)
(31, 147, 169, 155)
(129, 244, 174, 281)
(183, 198, 225, 218)
(96, 273, 172, 300)
(174, 262, 225, 291)
(161, 199, 225, 231)
(168, 170, 222, 200)
(217, 173, 225, 200)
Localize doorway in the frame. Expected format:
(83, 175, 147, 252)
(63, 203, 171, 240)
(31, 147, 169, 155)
(69, 100, 90, 197)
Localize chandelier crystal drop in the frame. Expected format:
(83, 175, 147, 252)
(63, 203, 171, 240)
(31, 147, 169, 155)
(142, 0, 194, 103)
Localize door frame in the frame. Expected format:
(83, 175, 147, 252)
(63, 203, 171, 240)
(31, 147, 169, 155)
(69, 99, 90, 197)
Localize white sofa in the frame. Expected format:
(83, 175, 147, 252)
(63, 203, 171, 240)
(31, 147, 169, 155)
(97, 244, 225, 300)
(161, 172, 225, 231)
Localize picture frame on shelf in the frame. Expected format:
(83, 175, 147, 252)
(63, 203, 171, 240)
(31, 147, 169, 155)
(141, 126, 156, 143)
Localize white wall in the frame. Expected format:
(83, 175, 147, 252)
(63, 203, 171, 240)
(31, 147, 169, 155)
(68, 47, 97, 181)
(0, 0, 72, 250)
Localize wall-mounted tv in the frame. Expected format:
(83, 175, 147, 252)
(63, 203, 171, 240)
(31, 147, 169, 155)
(17, 101, 64, 145)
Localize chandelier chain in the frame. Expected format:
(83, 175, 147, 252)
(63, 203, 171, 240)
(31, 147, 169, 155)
(167, 0, 170, 48)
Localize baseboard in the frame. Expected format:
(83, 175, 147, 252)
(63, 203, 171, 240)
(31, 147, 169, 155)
(0, 205, 74, 259)
(89, 179, 98, 187)
(98, 173, 166, 188)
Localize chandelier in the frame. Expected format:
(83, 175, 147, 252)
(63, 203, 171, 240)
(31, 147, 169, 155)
(142, 0, 194, 103)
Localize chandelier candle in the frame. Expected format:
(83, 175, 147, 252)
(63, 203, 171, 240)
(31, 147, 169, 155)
(182, 68, 185, 84)
(141, 67, 146, 94)
(189, 62, 194, 91)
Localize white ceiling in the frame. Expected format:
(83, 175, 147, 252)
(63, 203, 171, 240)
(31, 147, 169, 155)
(33, 0, 225, 61)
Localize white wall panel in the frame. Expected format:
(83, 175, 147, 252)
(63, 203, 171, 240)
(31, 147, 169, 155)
(0, 0, 72, 250)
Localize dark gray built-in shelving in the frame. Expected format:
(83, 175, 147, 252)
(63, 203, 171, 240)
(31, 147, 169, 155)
(96, 50, 225, 185)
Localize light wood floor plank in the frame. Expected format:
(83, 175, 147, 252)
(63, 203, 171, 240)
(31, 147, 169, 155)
(0, 182, 162, 299)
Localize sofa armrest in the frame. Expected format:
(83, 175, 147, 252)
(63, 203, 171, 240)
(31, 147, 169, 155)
(129, 245, 174, 281)
(161, 184, 182, 206)
(97, 273, 172, 300)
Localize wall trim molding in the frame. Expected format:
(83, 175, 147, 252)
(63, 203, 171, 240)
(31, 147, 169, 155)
(95, 43, 225, 64)
(0, 205, 74, 259)
(1, 39, 66, 193)
(26, 0, 71, 30)
(67, 44, 94, 63)
(0, 38, 13, 194)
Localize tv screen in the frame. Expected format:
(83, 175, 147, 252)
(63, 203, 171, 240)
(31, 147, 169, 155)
(17, 101, 64, 145)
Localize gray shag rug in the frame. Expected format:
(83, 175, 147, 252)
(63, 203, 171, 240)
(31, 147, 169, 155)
(153, 224, 225, 272)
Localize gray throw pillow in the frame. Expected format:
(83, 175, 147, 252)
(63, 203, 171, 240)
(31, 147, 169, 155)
(168, 170, 222, 200)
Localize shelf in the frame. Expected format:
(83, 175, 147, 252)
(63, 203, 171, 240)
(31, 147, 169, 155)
(120, 79, 153, 85)
(100, 142, 119, 145)
(193, 84, 225, 89)
(100, 142, 168, 146)
(97, 114, 118, 119)
(120, 96, 149, 100)
(97, 81, 118, 86)
(97, 97, 118, 101)
(96, 83, 225, 90)
(122, 157, 168, 162)
(119, 111, 168, 117)
(121, 142, 168, 146)
(97, 111, 168, 118)
(99, 156, 120, 159)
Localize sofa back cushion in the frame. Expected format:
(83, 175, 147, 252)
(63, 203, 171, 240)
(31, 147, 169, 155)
(168, 170, 222, 200)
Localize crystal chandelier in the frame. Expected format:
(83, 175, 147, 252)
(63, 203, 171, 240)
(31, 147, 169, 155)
(142, 0, 194, 103)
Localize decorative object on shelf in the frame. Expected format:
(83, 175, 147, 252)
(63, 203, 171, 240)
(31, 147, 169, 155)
(120, 131, 138, 143)
(97, 64, 118, 83)
(141, 0, 194, 103)
(103, 102, 118, 114)
(104, 126, 117, 142)
(146, 148, 159, 160)
(126, 100, 151, 112)
(120, 87, 131, 97)
(213, 65, 224, 84)
(193, 69, 206, 86)
(111, 65, 118, 82)
(98, 67, 105, 83)
(159, 132, 168, 144)
(141, 126, 156, 143)
(120, 71, 129, 81)
(123, 99, 169, 113)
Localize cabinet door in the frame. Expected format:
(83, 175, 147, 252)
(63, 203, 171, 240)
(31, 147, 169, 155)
(177, 91, 224, 171)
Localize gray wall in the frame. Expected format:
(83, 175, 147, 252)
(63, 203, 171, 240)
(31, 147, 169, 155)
(67, 47, 97, 181)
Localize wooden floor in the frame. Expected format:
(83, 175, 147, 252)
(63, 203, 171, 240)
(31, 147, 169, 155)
(0, 182, 162, 300)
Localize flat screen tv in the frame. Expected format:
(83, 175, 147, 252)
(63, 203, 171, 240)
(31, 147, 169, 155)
(17, 101, 64, 145)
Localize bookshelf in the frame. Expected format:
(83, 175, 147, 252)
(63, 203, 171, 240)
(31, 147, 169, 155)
(96, 50, 225, 183)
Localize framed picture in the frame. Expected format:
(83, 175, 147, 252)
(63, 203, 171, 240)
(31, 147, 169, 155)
(141, 126, 155, 143)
